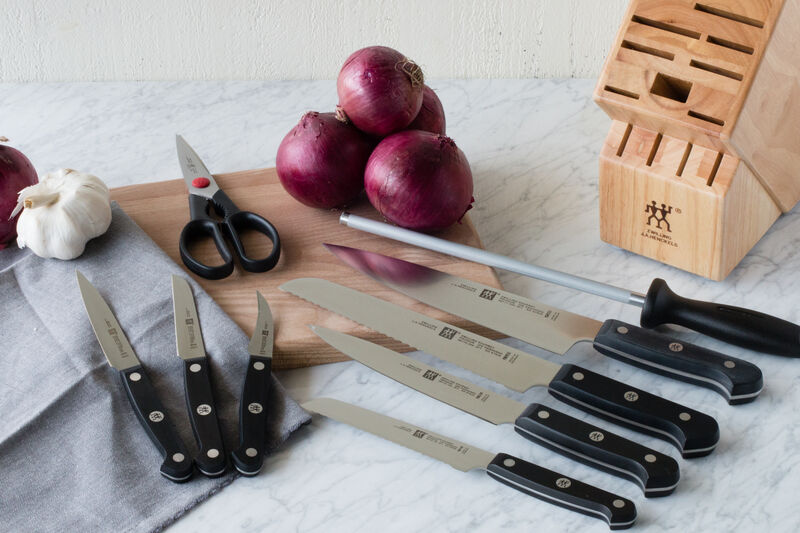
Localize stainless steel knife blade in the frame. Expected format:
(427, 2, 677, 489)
(310, 325, 525, 425)
(76, 270, 141, 371)
(171, 275, 207, 360)
(176, 135, 219, 199)
(248, 291, 274, 358)
(303, 397, 494, 472)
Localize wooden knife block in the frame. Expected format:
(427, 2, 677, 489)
(593, 0, 800, 280)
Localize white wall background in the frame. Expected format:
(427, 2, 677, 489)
(0, 0, 627, 82)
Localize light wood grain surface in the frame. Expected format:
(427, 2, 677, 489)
(111, 167, 503, 369)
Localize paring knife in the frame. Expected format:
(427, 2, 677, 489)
(171, 275, 226, 477)
(311, 326, 679, 497)
(76, 271, 194, 482)
(282, 278, 720, 457)
(303, 398, 637, 530)
(339, 212, 800, 357)
(323, 244, 763, 404)
(231, 291, 273, 476)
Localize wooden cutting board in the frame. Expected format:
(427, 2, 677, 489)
(111, 168, 503, 369)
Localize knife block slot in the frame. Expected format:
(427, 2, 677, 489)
(595, 0, 800, 278)
(650, 73, 692, 103)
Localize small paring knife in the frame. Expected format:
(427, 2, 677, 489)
(282, 278, 721, 458)
(76, 271, 194, 483)
(311, 325, 680, 497)
(323, 243, 763, 404)
(171, 275, 227, 477)
(231, 291, 274, 476)
(304, 398, 637, 530)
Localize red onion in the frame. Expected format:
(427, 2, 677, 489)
(365, 130, 474, 232)
(276, 110, 374, 209)
(0, 137, 38, 249)
(407, 85, 446, 135)
(337, 46, 424, 136)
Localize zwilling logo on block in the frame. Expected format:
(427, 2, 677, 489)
(645, 201, 675, 232)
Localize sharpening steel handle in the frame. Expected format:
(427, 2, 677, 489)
(641, 279, 800, 357)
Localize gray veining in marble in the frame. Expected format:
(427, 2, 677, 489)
(1, 79, 799, 533)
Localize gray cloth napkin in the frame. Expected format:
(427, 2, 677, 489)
(0, 203, 310, 533)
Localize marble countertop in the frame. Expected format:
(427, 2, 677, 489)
(2, 80, 799, 533)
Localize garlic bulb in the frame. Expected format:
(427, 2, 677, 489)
(14, 168, 112, 260)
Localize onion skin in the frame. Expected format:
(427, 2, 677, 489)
(337, 46, 424, 136)
(407, 85, 446, 135)
(276, 111, 373, 209)
(365, 130, 474, 232)
(0, 139, 38, 249)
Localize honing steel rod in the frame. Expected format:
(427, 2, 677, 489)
(339, 213, 800, 357)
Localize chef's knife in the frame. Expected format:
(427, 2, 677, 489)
(231, 291, 273, 476)
(311, 326, 679, 496)
(171, 275, 226, 477)
(339, 212, 800, 357)
(282, 278, 720, 457)
(324, 244, 763, 404)
(303, 398, 637, 529)
(76, 271, 194, 482)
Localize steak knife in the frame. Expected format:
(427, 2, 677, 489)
(324, 244, 763, 405)
(311, 326, 679, 496)
(282, 278, 720, 457)
(231, 291, 273, 476)
(171, 275, 226, 477)
(304, 398, 637, 529)
(76, 271, 194, 482)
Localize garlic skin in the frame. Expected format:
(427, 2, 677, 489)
(15, 168, 112, 260)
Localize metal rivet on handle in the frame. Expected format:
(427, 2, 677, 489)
(572, 372, 585, 381)
(555, 478, 571, 489)
(503, 458, 516, 467)
(644, 454, 657, 463)
(149, 411, 164, 423)
(207, 449, 220, 459)
(196, 404, 212, 416)
(589, 431, 604, 442)
(616, 326, 629, 334)
(129, 372, 141, 382)
(254, 361, 265, 371)
(172, 453, 185, 463)
(679, 412, 692, 421)
(613, 499, 626, 509)
(669, 342, 684, 352)
(537, 410, 550, 419)
(248, 403, 263, 414)
(624, 391, 639, 402)
(245, 448, 258, 458)
(724, 360, 736, 368)
(190, 363, 202, 373)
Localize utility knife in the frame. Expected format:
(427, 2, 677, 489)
(171, 275, 226, 477)
(76, 271, 194, 483)
(304, 398, 637, 529)
(323, 243, 763, 405)
(282, 278, 720, 458)
(231, 291, 274, 476)
(311, 325, 680, 497)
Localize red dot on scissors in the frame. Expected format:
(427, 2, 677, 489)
(192, 177, 210, 188)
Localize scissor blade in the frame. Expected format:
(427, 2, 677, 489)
(171, 275, 207, 360)
(248, 292, 274, 358)
(176, 134, 220, 198)
(76, 271, 141, 371)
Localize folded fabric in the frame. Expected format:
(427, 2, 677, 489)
(0, 203, 310, 533)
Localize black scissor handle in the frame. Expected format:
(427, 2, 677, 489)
(224, 210, 281, 273)
(179, 218, 235, 280)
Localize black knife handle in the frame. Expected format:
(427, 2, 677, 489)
(514, 403, 679, 497)
(593, 319, 763, 405)
(182, 358, 227, 477)
(120, 365, 194, 482)
(231, 355, 272, 476)
(548, 364, 719, 458)
(640, 278, 800, 357)
(486, 453, 637, 529)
